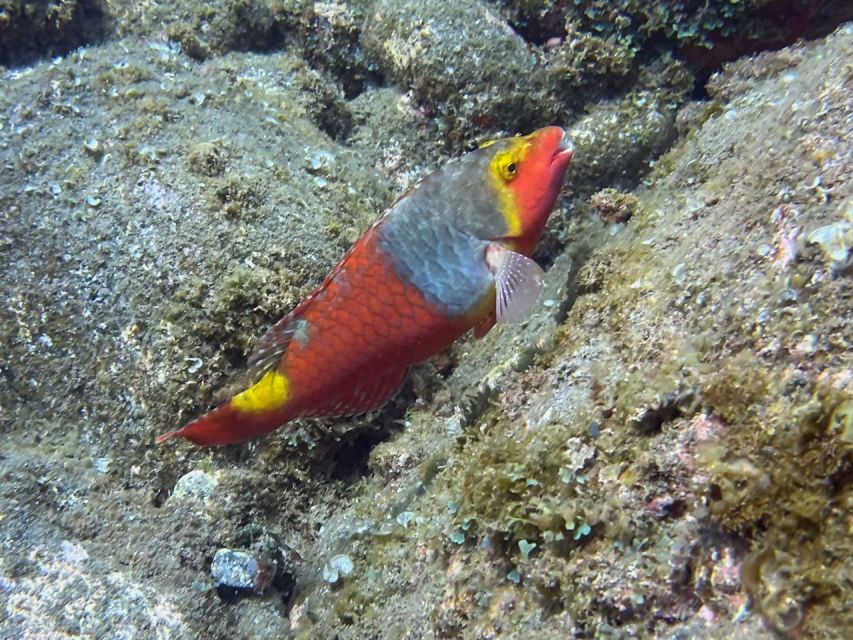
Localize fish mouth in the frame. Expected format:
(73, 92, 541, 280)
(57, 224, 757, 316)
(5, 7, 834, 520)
(550, 129, 574, 167)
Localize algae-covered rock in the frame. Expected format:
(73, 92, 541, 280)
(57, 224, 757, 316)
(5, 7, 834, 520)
(284, 23, 853, 639)
(496, 0, 853, 76)
(105, 0, 282, 58)
(0, 38, 390, 469)
(274, 0, 374, 98)
(566, 88, 680, 194)
(362, 0, 558, 146)
(347, 86, 448, 191)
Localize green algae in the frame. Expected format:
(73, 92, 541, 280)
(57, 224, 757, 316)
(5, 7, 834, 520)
(501, 0, 822, 59)
(211, 174, 264, 218)
(438, 410, 604, 565)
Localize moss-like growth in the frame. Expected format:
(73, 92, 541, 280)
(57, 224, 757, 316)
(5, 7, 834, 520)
(500, 0, 839, 76)
(543, 24, 639, 100)
(109, 0, 282, 58)
(696, 354, 853, 633)
(211, 174, 263, 218)
(96, 63, 152, 87)
(165, 21, 211, 61)
(188, 141, 229, 177)
(447, 415, 600, 556)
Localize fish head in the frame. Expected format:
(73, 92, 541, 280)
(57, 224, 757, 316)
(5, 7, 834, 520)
(485, 126, 573, 249)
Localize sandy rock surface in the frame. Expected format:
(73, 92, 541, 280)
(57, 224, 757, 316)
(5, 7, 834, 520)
(1, 3, 851, 638)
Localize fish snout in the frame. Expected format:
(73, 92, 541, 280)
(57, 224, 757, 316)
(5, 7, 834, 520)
(551, 127, 574, 168)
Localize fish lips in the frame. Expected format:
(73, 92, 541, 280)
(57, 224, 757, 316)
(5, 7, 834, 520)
(550, 131, 574, 172)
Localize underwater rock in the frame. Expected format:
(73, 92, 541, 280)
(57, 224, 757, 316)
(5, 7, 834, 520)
(211, 549, 277, 598)
(566, 88, 680, 194)
(169, 469, 219, 503)
(106, 0, 281, 57)
(362, 0, 557, 146)
(348, 87, 446, 191)
(497, 0, 853, 78)
(275, 0, 374, 98)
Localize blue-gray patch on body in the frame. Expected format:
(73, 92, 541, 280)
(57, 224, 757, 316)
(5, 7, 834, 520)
(377, 197, 493, 318)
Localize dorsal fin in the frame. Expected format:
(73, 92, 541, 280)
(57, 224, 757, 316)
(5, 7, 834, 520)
(246, 313, 305, 381)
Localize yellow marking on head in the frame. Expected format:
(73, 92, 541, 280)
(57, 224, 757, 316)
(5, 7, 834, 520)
(489, 137, 532, 237)
(231, 369, 289, 413)
(481, 133, 523, 149)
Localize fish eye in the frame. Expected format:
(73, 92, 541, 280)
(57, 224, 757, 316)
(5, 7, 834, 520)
(491, 148, 521, 182)
(500, 160, 518, 181)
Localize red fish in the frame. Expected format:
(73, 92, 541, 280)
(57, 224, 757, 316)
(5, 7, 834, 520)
(157, 126, 573, 446)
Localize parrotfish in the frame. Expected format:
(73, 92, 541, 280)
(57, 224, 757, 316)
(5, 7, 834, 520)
(157, 126, 573, 446)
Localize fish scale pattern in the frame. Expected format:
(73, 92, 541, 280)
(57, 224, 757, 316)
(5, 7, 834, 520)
(378, 188, 494, 318)
(158, 126, 571, 445)
(281, 227, 475, 418)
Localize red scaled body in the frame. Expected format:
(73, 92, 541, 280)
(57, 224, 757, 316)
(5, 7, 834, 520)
(277, 229, 474, 419)
(157, 126, 573, 446)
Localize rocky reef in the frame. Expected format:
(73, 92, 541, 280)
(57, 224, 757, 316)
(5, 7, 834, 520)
(0, 2, 851, 638)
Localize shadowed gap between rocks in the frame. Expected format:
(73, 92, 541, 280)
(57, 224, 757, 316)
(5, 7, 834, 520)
(497, 0, 853, 97)
(0, 0, 109, 67)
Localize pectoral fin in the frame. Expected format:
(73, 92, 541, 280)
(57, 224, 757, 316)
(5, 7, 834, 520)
(486, 244, 544, 324)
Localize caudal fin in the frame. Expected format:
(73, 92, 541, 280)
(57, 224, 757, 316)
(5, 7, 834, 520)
(157, 368, 293, 446)
(156, 401, 291, 446)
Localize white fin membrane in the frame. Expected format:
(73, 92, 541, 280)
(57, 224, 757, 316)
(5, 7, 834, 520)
(486, 244, 545, 324)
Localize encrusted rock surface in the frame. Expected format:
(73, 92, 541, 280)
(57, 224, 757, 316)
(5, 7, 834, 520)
(1, 2, 851, 638)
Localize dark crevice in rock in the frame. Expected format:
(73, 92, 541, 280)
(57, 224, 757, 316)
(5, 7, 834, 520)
(325, 428, 387, 482)
(491, 1, 568, 47)
(312, 100, 354, 143)
(495, 0, 853, 100)
(320, 383, 417, 483)
(630, 389, 699, 435)
(0, 0, 109, 67)
(680, 0, 853, 88)
(151, 487, 168, 508)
